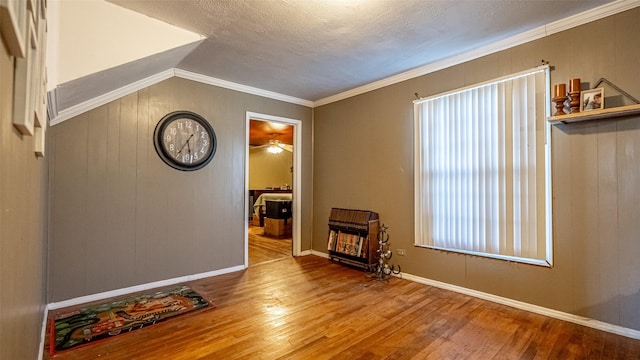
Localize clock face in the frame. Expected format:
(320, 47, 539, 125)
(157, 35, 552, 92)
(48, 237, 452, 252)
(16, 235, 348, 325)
(153, 111, 217, 171)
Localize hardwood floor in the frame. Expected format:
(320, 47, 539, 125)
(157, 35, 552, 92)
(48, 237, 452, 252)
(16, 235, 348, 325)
(44, 255, 640, 359)
(248, 224, 292, 265)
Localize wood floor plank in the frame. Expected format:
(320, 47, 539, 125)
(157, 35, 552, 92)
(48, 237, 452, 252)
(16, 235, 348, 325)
(248, 224, 292, 265)
(44, 255, 640, 359)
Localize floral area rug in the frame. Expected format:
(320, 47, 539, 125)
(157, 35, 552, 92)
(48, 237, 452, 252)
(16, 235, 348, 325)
(50, 284, 213, 354)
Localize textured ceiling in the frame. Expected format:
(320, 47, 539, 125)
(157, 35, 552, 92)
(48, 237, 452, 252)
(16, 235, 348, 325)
(102, 0, 613, 103)
(249, 120, 294, 146)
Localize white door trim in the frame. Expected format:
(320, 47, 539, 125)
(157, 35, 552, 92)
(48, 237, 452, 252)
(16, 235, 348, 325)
(245, 111, 302, 266)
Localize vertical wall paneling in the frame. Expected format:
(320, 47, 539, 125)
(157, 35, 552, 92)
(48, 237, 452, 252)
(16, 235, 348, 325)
(1, 38, 48, 359)
(312, 7, 640, 331)
(596, 119, 619, 324)
(134, 87, 150, 280)
(613, 7, 640, 332)
(145, 79, 172, 280)
(568, 122, 599, 318)
(48, 77, 312, 301)
(547, 123, 574, 310)
(85, 105, 109, 294)
(616, 117, 640, 329)
(166, 78, 194, 277)
(50, 117, 89, 300)
(117, 93, 138, 288)
(191, 83, 221, 273)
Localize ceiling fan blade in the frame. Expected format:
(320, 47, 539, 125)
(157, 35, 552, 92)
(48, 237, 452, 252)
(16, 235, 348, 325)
(280, 144, 293, 152)
(249, 143, 293, 152)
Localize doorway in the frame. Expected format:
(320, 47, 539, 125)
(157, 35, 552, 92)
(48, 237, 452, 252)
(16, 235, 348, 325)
(245, 112, 302, 267)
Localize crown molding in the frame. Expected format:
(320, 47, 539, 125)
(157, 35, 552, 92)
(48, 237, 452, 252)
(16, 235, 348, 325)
(174, 69, 314, 108)
(49, 69, 176, 126)
(546, 0, 640, 35)
(313, 0, 640, 107)
(49, 68, 314, 126)
(46, 89, 58, 125)
(46, 0, 639, 119)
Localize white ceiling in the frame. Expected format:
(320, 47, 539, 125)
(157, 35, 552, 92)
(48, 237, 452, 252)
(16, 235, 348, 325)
(104, 0, 613, 102)
(55, 0, 620, 118)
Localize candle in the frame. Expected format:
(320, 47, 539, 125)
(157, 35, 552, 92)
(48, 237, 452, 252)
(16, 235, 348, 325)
(570, 78, 581, 93)
(554, 83, 566, 98)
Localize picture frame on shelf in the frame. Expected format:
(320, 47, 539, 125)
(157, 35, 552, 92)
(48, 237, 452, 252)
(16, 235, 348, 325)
(581, 87, 604, 112)
(0, 0, 28, 58)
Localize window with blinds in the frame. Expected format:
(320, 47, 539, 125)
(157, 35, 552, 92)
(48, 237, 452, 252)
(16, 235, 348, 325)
(413, 67, 552, 266)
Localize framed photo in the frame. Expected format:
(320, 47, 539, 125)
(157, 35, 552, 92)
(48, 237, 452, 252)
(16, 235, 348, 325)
(0, 0, 28, 58)
(581, 88, 604, 112)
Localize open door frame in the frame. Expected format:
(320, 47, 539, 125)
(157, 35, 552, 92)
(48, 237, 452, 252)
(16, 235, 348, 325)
(244, 111, 302, 267)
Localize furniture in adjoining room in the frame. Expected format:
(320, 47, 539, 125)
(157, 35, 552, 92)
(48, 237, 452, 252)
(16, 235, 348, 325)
(251, 192, 292, 227)
(263, 200, 292, 237)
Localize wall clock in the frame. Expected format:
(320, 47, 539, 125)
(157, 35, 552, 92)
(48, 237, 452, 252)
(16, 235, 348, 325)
(153, 111, 217, 171)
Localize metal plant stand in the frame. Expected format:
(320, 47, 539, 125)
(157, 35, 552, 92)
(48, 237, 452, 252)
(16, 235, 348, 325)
(368, 224, 400, 281)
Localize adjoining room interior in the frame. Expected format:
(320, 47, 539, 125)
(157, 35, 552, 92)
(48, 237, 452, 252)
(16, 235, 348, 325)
(3, 1, 640, 359)
(248, 119, 294, 265)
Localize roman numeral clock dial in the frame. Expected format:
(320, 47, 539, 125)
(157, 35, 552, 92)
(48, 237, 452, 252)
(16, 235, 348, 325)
(154, 111, 217, 171)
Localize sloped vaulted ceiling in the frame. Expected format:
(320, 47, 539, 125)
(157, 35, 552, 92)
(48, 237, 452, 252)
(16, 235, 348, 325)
(53, 41, 202, 112)
(50, 0, 634, 124)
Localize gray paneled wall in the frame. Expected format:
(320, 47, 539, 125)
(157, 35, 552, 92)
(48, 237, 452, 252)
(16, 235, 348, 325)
(0, 40, 49, 359)
(313, 7, 640, 331)
(49, 77, 312, 301)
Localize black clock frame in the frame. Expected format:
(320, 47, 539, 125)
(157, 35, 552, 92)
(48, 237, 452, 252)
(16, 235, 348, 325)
(153, 110, 217, 171)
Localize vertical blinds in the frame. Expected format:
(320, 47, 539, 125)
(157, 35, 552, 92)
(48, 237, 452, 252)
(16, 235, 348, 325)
(414, 67, 551, 265)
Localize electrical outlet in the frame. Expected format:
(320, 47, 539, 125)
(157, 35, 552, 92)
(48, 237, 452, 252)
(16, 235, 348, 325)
(397, 248, 406, 256)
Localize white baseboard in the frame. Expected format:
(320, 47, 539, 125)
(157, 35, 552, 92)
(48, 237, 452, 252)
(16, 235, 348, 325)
(399, 272, 640, 340)
(38, 305, 49, 360)
(309, 253, 640, 340)
(40, 254, 639, 360)
(41, 264, 245, 359)
(47, 264, 244, 310)
(310, 250, 329, 259)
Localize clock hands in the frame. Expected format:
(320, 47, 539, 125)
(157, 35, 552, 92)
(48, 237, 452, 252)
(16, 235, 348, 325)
(186, 137, 192, 163)
(176, 134, 195, 159)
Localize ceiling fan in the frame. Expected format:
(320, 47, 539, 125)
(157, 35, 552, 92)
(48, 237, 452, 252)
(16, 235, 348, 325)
(250, 137, 293, 153)
(249, 120, 293, 153)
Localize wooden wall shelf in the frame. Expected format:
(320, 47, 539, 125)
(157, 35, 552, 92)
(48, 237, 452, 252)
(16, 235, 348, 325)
(547, 104, 640, 124)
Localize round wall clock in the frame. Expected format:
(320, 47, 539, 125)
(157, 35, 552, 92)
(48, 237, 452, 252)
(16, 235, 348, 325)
(153, 111, 217, 171)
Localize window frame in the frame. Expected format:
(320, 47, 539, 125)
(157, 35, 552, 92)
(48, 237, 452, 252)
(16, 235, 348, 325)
(413, 66, 553, 267)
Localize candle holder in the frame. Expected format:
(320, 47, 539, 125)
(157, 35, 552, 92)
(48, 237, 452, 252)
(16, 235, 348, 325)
(569, 91, 580, 113)
(569, 78, 581, 114)
(552, 83, 568, 116)
(553, 96, 568, 116)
